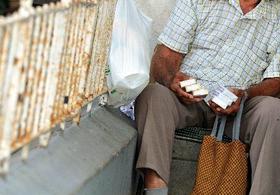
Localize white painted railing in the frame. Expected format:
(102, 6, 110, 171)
(0, 0, 116, 175)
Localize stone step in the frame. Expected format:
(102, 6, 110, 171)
(169, 159, 197, 195)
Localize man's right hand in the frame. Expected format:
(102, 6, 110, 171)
(170, 72, 203, 104)
(149, 44, 202, 104)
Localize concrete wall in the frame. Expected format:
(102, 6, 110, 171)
(0, 100, 137, 195)
(135, 0, 176, 48)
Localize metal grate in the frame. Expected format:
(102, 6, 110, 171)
(175, 127, 232, 143)
(175, 127, 211, 143)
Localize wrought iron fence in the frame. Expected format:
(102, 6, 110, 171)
(0, 0, 116, 174)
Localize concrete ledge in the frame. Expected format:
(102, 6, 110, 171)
(0, 104, 137, 195)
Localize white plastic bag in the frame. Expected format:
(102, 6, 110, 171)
(107, 0, 153, 107)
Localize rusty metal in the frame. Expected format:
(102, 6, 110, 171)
(0, 16, 21, 174)
(71, 2, 87, 114)
(17, 18, 33, 142)
(17, 17, 35, 144)
(45, 3, 68, 129)
(26, 7, 45, 138)
(87, 0, 117, 99)
(68, 2, 83, 114)
(0, 0, 117, 174)
(0, 27, 11, 104)
(60, 4, 76, 118)
(37, 5, 55, 134)
(78, 0, 98, 98)
(51, 2, 71, 125)
(12, 18, 34, 147)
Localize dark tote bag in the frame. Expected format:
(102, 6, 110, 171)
(192, 97, 248, 195)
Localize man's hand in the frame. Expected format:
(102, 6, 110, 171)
(170, 72, 203, 104)
(208, 88, 245, 115)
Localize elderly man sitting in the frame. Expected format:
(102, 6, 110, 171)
(135, 0, 280, 194)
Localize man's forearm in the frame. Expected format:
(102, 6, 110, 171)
(150, 45, 184, 87)
(246, 78, 280, 98)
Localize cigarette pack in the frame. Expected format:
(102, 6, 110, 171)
(185, 83, 201, 92)
(180, 79, 209, 97)
(210, 86, 238, 109)
(192, 89, 209, 96)
(212, 96, 228, 110)
(180, 79, 196, 88)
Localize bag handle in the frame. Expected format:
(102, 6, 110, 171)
(210, 115, 221, 137)
(211, 116, 227, 141)
(211, 95, 247, 141)
(217, 116, 227, 141)
(232, 95, 247, 140)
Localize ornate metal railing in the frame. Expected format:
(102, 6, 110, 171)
(0, 0, 116, 174)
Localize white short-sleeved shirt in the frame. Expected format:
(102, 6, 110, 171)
(158, 0, 280, 91)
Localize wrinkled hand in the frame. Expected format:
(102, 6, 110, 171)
(170, 72, 203, 104)
(208, 88, 245, 115)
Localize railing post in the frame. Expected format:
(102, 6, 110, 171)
(20, 0, 32, 10)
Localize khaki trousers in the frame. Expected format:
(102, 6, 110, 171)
(135, 83, 280, 195)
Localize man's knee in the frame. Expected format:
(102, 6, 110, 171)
(136, 83, 174, 106)
(246, 97, 280, 134)
(252, 96, 280, 118)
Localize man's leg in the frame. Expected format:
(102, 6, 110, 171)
(135, 83, 212, 190)
(240, 96, 280, 195)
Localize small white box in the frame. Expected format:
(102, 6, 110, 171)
(210, 86, 238, 109)
(223, 89, 238, 102)
(212, 96, 228, 109)
(217, 93, 233, 106)
(185, 83, 201, 92)
(180, 79, 197, 88)
(193, 89, 209, 96)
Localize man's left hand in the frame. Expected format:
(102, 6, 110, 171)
(208, 88, 245, 116)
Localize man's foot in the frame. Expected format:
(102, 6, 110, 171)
(144, 169, 167, 189)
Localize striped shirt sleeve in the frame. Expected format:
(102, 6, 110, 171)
(263, 24, 280, 79)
